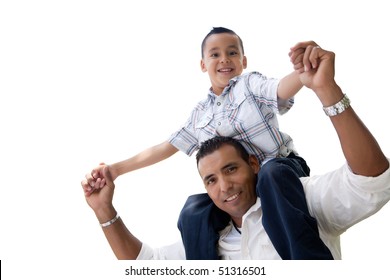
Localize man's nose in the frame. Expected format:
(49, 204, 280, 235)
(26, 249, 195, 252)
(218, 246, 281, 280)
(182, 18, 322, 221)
(219, 178, 232, 192)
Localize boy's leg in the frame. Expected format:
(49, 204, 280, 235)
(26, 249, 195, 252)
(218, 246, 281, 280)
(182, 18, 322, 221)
(257, 154, 334, 259)
(177, 193, 230, 260)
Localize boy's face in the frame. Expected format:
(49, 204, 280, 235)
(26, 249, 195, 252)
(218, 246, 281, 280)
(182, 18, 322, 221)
(197, 144, 259, 227)
(201, 33, 247, 95)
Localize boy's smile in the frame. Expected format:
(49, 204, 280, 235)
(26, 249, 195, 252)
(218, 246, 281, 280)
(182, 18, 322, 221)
(200, 33, 247, 95)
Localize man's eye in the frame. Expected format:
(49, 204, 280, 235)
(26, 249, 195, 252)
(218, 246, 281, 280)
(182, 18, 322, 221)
(227, 167, 236, 173)
(206, 178, 215, 185)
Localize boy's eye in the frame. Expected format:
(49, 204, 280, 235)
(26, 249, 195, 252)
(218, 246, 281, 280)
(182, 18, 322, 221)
(229, 51, 238, 56)
(210, 53, 219, 58)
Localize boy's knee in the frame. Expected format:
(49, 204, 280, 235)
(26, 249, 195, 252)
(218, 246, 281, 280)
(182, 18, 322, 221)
(260, 158, 290, 177)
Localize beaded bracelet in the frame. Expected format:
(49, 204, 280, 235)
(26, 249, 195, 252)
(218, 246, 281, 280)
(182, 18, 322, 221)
(100, 213, 120, 228)
(323, 94, 351, 117)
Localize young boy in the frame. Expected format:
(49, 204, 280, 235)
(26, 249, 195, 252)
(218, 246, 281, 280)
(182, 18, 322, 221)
(85, 27, 333, 259)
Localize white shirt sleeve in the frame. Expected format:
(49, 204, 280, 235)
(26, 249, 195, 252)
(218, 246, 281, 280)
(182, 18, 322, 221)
(301, 160, 390, 235)
(136, 241, 186, 260)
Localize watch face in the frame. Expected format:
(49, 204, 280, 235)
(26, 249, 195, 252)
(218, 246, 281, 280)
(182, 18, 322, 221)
(323, 94, 350, 117)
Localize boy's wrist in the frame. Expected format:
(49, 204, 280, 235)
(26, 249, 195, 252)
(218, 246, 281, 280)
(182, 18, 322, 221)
(107, 163, 120, 180)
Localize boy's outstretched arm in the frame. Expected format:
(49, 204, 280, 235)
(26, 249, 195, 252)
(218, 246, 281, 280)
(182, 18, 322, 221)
(109, 141, 179, 178)
(277, 70, 303, 100)
(87, 141, 178, 191)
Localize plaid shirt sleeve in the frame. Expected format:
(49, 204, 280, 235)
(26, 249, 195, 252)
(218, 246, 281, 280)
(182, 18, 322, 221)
(247, 72, 294, 115)
(168, 108, 200, 156)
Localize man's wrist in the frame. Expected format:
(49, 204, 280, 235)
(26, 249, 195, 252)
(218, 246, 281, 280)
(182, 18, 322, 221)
(323, 94, 351, 117)
(314, 83, 344, 107)
(94, 206, 117, 224)
(100, 212, 120, 228)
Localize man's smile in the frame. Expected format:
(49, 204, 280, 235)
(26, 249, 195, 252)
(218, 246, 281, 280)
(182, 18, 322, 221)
(225, 191, 242, 202)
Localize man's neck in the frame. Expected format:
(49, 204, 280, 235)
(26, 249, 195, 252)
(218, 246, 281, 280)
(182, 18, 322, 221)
(232, 217, 242, 228)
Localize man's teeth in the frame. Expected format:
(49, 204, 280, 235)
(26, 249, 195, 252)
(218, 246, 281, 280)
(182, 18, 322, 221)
(226, 193, 239, 202)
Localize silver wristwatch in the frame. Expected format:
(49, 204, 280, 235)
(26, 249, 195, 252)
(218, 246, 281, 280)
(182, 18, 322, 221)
(323, 94, 351, 117)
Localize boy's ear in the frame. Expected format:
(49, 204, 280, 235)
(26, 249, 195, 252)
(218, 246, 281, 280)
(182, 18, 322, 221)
(200, 59, 207, 73)
(243, 55, 248, 69)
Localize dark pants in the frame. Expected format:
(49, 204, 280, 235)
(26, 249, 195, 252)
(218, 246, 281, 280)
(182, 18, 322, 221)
(257, 154, 333, 259)
(177, 154, 334, 260)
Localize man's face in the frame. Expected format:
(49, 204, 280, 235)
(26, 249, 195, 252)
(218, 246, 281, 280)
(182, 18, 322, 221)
(200, 33, 247, 95)
(197, 144, 259, 226)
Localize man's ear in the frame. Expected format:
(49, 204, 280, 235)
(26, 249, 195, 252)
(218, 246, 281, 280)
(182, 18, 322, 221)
(200, 59, 207, 73)
(248, 154, 260, 174)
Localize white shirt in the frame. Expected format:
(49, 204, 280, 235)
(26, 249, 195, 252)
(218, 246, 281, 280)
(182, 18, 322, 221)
(137, 161, 390, 260)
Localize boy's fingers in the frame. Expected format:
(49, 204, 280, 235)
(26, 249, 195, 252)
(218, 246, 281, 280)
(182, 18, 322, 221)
(103, 166, 114, 188)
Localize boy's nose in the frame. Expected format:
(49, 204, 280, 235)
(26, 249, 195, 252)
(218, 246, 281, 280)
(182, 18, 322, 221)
(220, 55, 230, 63)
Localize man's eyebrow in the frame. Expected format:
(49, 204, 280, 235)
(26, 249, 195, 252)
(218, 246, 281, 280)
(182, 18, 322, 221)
(202, 162, 237, 182)
(221, 162, 237, 171)
(203, 174, 214, 182)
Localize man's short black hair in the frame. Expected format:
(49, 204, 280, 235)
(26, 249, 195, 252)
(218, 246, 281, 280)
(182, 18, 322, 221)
(201, 27, 245, 58)
(196, 136, 250, 165)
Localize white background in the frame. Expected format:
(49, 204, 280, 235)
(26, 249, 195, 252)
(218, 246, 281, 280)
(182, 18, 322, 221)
(1, 0, 389, 279)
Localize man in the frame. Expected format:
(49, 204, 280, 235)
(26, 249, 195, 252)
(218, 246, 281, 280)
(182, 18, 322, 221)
(81, 42, 390, 260)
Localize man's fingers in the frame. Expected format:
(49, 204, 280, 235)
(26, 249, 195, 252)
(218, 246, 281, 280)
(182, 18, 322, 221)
(289, 41, 321, 72)
(290, 40, 318, 51)
(86, 171, 96, 187)
(90, 163, 107, 183)
(302, 45, 322, 72)
(81, 178, 94, 194)
(289, 47, 304, 64)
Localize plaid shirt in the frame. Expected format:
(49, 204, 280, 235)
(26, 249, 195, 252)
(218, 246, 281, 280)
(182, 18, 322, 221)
(168, 72, 296, 164)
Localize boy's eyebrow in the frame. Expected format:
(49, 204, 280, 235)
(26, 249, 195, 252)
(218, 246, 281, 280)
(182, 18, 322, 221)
(207, 45, 239, 54)
(207, 47, 220, 54)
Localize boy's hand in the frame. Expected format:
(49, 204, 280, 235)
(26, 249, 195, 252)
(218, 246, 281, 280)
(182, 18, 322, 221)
(83, 163, 110, 196)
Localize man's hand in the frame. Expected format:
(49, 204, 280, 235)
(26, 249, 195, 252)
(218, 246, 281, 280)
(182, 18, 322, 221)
(82, 164, 116, 221)
(84, 162, 119, 194)
(289, 41, 340, 106)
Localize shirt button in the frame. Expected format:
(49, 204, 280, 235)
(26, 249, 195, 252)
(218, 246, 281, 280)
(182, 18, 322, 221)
(217, 102, 221, 106)
(218, 122, 221, 126)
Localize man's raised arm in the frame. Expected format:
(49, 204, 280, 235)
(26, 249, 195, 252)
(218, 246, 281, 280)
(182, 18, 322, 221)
(290, 43, 388, 176)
